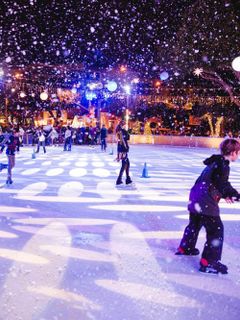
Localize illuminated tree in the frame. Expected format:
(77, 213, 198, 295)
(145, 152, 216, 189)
(144, 121, 152, 135)
(132, 120, 141, 134)
(172, 0, 240, 135)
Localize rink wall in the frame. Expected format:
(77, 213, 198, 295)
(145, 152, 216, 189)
(108, 134, 223, 149)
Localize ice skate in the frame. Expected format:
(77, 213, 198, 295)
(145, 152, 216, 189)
(6, 178, 13, 185)
(199, 259, 228, 274)
(175, 247, 200, 256)
(126, 176, 132, 185)
(116, 178, 123, 187)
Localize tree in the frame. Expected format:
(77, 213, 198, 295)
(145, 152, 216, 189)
(193, 68, 240, 107)
(172, 0, 240, 135)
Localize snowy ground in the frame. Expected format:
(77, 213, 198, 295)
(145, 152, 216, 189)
(0, 144, 240, 320)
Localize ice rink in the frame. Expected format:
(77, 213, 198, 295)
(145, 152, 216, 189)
(0, 144, 240, 320)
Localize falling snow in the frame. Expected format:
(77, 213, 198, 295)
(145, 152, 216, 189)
(0, 0, 238, 79)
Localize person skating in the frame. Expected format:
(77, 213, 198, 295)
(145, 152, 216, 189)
(63, 126, 72, 151)
(0, 129, 19, 184)
(115, 121, 132, 185)
(100, 124, 107, 152)
(176, 138, 240, 274)
(35, 128, 46, 153)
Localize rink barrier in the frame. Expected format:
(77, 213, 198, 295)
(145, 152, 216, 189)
(107, 134, 224, 149)
(22, 133, 223, 149)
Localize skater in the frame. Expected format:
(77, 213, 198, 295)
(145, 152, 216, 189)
(35, 128, 46, 153)
(63, 126, 72, 151)
(0, 129, 19, 184)
(100, 124, 107, 152)
(115, 121, 132, 185)
(176, 138, 240, 274)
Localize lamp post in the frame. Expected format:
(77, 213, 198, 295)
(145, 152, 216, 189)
(0, 67, 8, 125)
(123, 84, 131, 131)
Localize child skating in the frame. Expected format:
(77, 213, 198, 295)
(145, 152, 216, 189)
(176, 138, 240, 274)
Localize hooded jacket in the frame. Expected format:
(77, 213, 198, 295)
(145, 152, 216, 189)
(188, 155, 239, 216)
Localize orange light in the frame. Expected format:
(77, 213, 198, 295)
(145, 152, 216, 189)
(120, 65, 127, 73)
(15, 73, 23, 79)
(155, 80, 161, 87)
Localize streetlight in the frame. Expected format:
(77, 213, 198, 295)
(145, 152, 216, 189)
(123, 84, 131, 131)
(0, 67, 8, 125)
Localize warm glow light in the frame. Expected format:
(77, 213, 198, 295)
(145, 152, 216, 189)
(15, 72, 22, 79)
(131, 77, 139, 84)
(126, 108, 129, 130)
(40, 91, 48, 101)
(19, 91, 26, 98)
(120, 65, 127, 72)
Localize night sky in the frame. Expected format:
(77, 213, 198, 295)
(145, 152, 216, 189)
(0, 0, 239, 80)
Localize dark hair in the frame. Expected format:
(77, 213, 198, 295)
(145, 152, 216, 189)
(220, 138, 240, 156)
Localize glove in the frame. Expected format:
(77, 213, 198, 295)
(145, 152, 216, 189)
(232, 194, 240, 202)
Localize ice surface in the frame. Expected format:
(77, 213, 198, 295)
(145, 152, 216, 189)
(0, 144, 239, 320)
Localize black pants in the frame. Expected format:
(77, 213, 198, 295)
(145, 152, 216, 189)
(101, 138, 107, 151)
(179, 212, 224, 263)
(64, 137, 72, 151)
(117, 154, 130, 182)
(36, 141, 46, 153)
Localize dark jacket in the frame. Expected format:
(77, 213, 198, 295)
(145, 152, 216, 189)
(100, 127, 107, 139)
(188, 155, 239, 216)
(117, 128, 129, 153)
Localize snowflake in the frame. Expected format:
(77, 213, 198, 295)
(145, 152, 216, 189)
(193, 67, 203, 76)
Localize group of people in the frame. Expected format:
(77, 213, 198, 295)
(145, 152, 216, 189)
(1, 121, 240, 275)
(31, 124, 109, 154)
